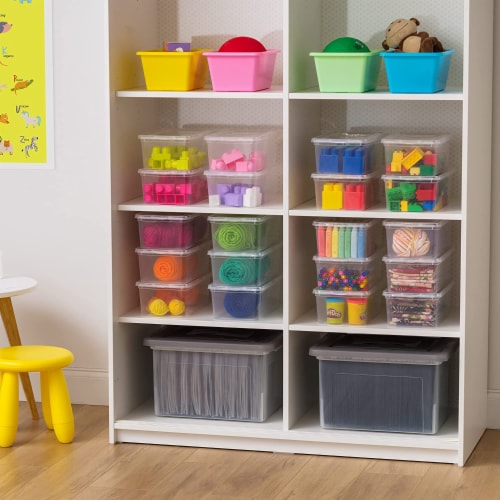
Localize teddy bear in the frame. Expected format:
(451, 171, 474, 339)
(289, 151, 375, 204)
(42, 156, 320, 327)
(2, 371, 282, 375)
(382, 18, 444, 52)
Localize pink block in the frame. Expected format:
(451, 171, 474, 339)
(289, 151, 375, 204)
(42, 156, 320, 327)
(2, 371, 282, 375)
(211, 159, 226, 170)
(235, 160, 254, 172)
(222, 149, 245, 165)
(176, 183, 193, 194)
(249, 151, 265, 171)
(155, 183, 175, 194)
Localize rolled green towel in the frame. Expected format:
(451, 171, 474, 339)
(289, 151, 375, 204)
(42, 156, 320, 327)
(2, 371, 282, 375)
(214, 223, 255, 251)
(219, 258, 258, 285)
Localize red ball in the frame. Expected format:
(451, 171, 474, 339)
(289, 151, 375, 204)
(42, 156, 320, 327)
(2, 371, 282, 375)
(219, 36, 266, 52)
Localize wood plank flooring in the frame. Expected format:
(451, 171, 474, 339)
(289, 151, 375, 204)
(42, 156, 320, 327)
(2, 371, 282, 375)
(1, 404, 500, 499)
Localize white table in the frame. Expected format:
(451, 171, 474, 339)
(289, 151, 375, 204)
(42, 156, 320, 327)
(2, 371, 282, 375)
(0, 276, 39, 419)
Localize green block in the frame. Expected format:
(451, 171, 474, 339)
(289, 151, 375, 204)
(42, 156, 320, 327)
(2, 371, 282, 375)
(389, 200, 401, 211)
(420, 165, 435, 175)
(401, 182, 417, 201)
(408, 202, 424, 212)
(386, 187, 403, 201)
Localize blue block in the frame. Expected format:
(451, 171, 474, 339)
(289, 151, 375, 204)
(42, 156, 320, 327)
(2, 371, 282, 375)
(319, 147, 341, 173)
(342, 147, 365, 175)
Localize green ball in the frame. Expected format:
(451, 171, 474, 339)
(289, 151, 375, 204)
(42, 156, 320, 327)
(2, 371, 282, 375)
(323, 37, 370, 53)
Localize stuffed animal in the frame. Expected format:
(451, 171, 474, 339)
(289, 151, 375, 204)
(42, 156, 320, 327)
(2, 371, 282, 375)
(382, 18, 444, 52)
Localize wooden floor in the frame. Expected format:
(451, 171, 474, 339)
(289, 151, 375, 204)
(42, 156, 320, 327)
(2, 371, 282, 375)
(2, 404, 500, 499)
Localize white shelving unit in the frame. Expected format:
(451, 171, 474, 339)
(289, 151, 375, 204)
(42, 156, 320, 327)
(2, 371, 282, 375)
(107, 0, 493, 465)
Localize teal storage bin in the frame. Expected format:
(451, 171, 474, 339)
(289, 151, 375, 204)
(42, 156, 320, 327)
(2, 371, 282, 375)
(310, 51, 382, 92)
(381, 50, 455, 93)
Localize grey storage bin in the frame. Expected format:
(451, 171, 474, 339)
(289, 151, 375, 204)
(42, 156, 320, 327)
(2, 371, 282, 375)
(309, 334, 458, 434)
(144, 328, 283, 422)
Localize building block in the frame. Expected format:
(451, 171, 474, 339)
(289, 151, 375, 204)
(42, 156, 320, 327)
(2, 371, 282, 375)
(386, 187, 403, 201)
(243, 186, 263, 207)
(322, 183, 343, 209)
(223, 192, 243, 206)
(422, 200, 436, 210)
(249, 151, 265, 171)
(408, 202, 424, 212)
(423, 151, 437, 165)
(319, 147, 342, 173)
(419, 165, 435, 175)
(222, 149, 245, 169)
(402, 147, 424, 169)
(400, 200, 408, 211)
(209, 194, 221, 206)
(344, 184, 366, 210)
(390, 151, 404, 172)
(416, 183, 438, 201)
(211, 159, 226, 170)
(143, 184, 155, 203)
(343, 147, 365, 175)
(409, 166, 421, 176)
(155, 183, 175, 194)
(389, 200, 401, 211)
(235, 160, 254, 171)
(401, 182, 417, 201)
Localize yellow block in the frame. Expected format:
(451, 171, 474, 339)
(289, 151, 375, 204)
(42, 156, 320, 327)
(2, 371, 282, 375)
(402, 147, 424, 169)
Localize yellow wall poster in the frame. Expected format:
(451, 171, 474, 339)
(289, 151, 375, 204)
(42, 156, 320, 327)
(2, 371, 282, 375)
(0, 0, 53, 168)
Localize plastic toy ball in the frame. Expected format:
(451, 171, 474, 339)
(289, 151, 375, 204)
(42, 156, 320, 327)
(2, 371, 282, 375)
(219, 36, 266, 52)
(323, 37, 370, 53)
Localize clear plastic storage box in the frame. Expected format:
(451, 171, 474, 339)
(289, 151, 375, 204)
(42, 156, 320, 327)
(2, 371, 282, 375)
(312, 172, 380, 210)
(208, 277, 282, 320)
(135, 241, 211, 283)
(204, 170, 269, 207)
(208, 215, 281, 252)
(381, 134, 451, 176)
(313, 219, 380, 258)
(139, 167, 208, 205)
(309, 334, 458, 433)
(383, 249, 453, 294)
(135, 214, 209, 250)
(138, 130, 209, 170)
(313, 287, 381, 326)
(205, 129, 279, 171)
(314, 252, 381, 292)
(208, 244, 282, 287)
(311, 133, 383, 175)
(382, 171, 451, 212)
(144, 328, 283, 421)
(136, 274, 210, 317)
(383, 282, 454, 327)
(383, 220, 452, 258)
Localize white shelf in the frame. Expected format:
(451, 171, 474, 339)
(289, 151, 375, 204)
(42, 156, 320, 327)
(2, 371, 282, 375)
(108, 0, 493, 466)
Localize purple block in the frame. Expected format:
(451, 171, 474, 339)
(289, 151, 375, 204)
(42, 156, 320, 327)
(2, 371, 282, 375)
(166, 42, 191, 52)
(223, 193, 243, 206)
(216, 183, 231, 195)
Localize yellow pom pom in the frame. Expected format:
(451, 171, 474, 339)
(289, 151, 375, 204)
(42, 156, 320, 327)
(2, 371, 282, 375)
(147, 297, 169, 316)
(168, 298, 186, 316)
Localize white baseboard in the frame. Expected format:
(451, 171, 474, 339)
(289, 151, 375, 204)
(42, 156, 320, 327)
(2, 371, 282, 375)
(20, 367, 109, 407)
(487, 390, 500, 428)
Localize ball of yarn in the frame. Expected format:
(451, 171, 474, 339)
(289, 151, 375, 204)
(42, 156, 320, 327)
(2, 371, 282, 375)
(219, 258, 258, 285)
(147, 297, 169, 316)
(153, 255, 183, 281)
(215, 223, 256, 251)
(392, 228, 431, 257)
(142, 224, 162, 248)
(168, 299, 186, 316)
(223, 292, 259, 318)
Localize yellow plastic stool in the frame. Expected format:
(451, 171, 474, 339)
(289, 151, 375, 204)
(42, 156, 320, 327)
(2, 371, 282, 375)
(0, 345, 74, 447)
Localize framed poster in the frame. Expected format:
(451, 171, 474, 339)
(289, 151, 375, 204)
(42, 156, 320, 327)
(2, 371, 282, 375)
(0, 0, 53, 169)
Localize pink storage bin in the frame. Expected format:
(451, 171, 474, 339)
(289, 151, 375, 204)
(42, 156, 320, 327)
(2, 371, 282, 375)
(203, 50, 280, 91)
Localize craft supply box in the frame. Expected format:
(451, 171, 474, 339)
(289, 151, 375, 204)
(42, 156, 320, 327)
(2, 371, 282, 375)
(380, 50, 455, 93)
(139, 167, 208, 205)
(313, 287, 381, 326)
(205, 129, 279, 172)
(135, 214, 209, 250)
(383, 220, 452, 258)
(208, 215, 281, 252)
(382, 171, 451, 212)
(135, 241, 211, 283)
(204, 170, 269, 208)
(137, 49, 210, 91)
(383, 249, 453, 294)
(309, 51, 382, 92)
(209, 277, 282, 320)
(314, 252, 381, 292)
(144, 329, 283, 421)
(203, 50, 280, 92)
(311, 133, 383, 175)
(208, 244, 282, 287)
(138, 130, 209, 171)
(381, 134, 451, 177)
(383, 282, 454, 327)
(313, 220, 380, 258)
(309, 334, 458, 433)
(136, 274, 211, 317)
(311, 172, 380, 210)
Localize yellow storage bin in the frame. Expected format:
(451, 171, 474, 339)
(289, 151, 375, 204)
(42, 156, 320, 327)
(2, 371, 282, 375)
(137, 49, 210, 91)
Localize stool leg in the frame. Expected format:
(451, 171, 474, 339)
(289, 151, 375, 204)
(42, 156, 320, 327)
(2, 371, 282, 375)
(45, 370, 74, 444)
(40, 371, 53, 430)
(0, 372, 19, 447)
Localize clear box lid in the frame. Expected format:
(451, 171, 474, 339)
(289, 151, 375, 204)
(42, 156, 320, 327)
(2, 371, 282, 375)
(382, 220, 449, 230)
(204, 170, 267, 179)
(135, 214, 200, 222)
(138, 129, 208, 142)
(204, 128, 279, 143)
(208, 215, 271, 224)
(144, 327, 282, 354)
(381, 170, 453, 182)
(135, 240, 210, 256)
(382, 248, 453, 265)
(139, 167, 206, 177)
(309, 333, 458, 364)
(381, 134, 451, 146)
(311, 133, 383, 146)
(136, 274, 210, 290)
(382, 281, 454, 299)
(312, 287, 376, 298)
(313, 219, 377, 230)
(312, 172, 379, 182)
(208, 243, 281, 259)
(313, 250, 380, 265)
(208, 276, 282, 293)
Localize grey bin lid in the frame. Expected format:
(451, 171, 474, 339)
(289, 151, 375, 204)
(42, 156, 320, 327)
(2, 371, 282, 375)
(144, 327, 282, 355)
(309, 334, 458, 365)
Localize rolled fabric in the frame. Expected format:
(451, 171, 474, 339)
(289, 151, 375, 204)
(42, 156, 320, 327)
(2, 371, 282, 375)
(153, 255, 183, 281)
(223, 291, 259, 318)
(219, 258, 258, 285)
(161, 224, 193, 248)
(142, 224, 162, 248)
(214, 223, 255, 251)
